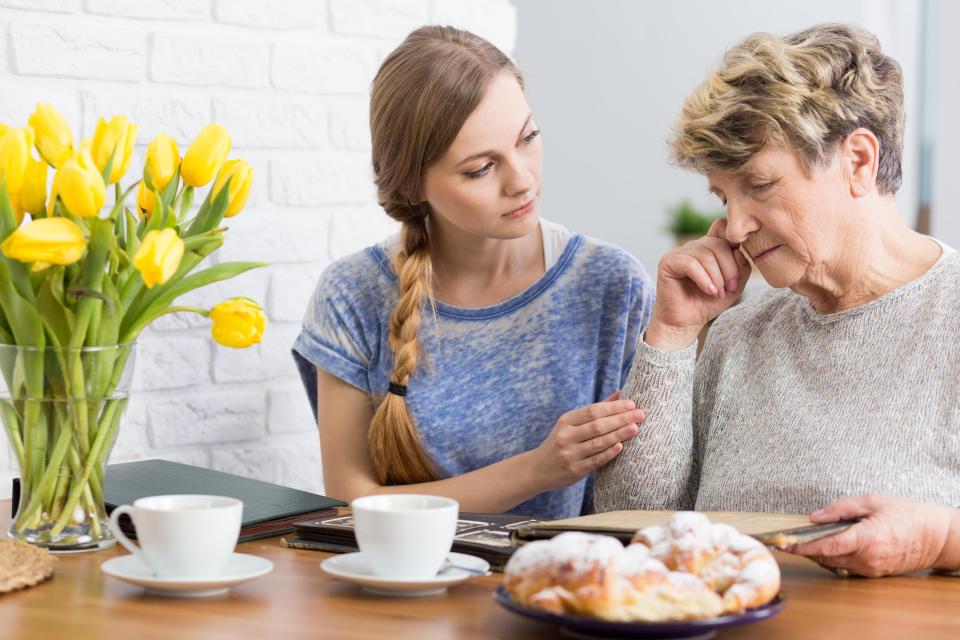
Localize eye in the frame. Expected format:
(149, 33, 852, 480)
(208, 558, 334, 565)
(466, 162, 494, 179)
(750, 181, 774, 193)
(521, 129, 541, 145)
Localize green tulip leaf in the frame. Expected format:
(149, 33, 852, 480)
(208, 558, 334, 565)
(37, 267, 74, 347)
(0, 261, 44, 348)
(0, 183, 18, 240)
(68, 219, 115, 349)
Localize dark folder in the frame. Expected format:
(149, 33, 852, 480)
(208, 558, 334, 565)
(11, 458, 347, 543)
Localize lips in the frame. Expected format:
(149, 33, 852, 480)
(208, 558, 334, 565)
(503, 199, 534, 219)
(751, 245, 782, 262)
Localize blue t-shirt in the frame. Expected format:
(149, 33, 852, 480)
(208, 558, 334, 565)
(292, 226, 654, 519)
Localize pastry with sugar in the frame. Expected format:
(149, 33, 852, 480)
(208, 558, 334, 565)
(503, 512, 780, 622)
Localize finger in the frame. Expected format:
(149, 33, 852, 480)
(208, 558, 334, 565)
(707, 218, 728, 239)
(687, 249, 726, 297)
(810, 495, 875, 524)
(577, 409, 646, 442)
(579, 441, 625, 474)
(810, 551, 881, 578)
(733, 249, 752, 291)
(721, 250, 752, 301)
(604, 391, 621, 402)
(671, 253, 720, 297)
(575, 422, 640, 457)
(700, 238, 742, 292)
(562, 399, 636, 426)
(788, 523, 863, 558)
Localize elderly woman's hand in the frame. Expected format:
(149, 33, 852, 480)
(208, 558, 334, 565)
(786, 494, 960, 577)
(645, 218, 751, 350)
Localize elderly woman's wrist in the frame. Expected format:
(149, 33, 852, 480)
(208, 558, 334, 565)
(644, 320, 701, 351)
(932, 507, 960, 573)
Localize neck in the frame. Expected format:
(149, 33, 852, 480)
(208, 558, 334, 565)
(795, 199, 941, 313)
(426, 216, 545, 306)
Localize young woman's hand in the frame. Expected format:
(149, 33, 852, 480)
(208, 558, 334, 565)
(645, 218, 751, 350)
(532, 393, 645, 492)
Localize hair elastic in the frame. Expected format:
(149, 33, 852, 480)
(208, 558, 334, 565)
(388, 382, 408, 397)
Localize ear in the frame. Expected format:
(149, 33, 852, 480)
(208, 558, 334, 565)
(841, 128, 880, 198)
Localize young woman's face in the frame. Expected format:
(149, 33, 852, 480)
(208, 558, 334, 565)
(421, 71, 542, 240)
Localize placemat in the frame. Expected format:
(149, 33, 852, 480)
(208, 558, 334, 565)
(0, 539, 56, 594)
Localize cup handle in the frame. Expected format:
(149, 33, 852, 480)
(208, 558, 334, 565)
(109, 505, 144, 561)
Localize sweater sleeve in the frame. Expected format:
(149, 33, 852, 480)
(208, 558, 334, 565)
(593, 335, 699, 511)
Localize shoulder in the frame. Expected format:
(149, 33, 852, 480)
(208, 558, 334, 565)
(908, 249, 960, 315)
(574, 234, 653, 285)
(930, 247, 960, 282)
(314, 244, 395, 300)
(303, 243, 397, 332)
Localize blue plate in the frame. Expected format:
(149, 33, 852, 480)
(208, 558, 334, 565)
(492, 585, 784, 639)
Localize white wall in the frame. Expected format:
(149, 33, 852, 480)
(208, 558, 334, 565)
(931, 0, 960, 245)
(514, 0, 923, 273)
(0, 0, 518, 499)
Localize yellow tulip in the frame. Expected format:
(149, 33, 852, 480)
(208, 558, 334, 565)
(29, 103, 74, 168)
(0, 128, 33, 202)
(136, 181, 156, 216)
(211, 159, 253, 218)
(143, 133, 180, 192)
(16, 157, 48, 221)
(209, 298, 266, 348)
(54, 150, 106, 218)
(133, 228, 184, 288)
(91, 115, 138, 184)
(181, 124, 231, 187)
(45, 179, 57, 216)
(0, 123, 8, 139)
(0, 217, 86, 266)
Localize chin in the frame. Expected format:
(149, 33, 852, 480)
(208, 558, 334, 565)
(755, 268, 801, 290)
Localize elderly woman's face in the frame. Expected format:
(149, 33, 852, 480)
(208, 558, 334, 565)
(708, 146, 854, 289)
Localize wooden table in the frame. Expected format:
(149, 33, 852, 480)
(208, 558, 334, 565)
(2, 500, 959, 639)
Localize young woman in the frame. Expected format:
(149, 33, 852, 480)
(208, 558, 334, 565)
(292, 26, 654, 519)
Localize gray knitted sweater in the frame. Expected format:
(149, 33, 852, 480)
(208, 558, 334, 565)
(594, 247, 960, 514)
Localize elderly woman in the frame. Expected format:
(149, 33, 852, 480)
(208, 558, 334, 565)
(595, 23, 960, 578)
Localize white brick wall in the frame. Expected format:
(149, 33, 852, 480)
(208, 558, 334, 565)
(0, 0, 517, 500)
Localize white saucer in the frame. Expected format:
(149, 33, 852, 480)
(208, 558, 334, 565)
(320, 551, 490, 597)
(101, 552, 274, 597)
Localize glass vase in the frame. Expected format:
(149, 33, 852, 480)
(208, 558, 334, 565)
(0, 343, 136, 552)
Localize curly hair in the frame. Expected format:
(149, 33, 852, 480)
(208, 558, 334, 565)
(669, 23, 904, 194)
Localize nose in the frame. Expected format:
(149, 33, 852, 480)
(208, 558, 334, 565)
(503, 154, 536, 198)
(724, 198, 758, 244)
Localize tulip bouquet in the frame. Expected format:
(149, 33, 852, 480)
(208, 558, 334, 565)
(1, 103, 266, 550)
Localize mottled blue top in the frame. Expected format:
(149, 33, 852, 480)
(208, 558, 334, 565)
(292, 227, 654, 519)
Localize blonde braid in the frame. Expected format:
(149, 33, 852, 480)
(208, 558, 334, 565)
(365, 25, 522, 485)
(367, 213, 438, 485)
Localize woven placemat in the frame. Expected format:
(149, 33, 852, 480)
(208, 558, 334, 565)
(0, 539, 56, 593)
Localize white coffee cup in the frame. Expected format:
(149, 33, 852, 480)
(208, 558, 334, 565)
(351, 494, 458, 579)
(108, 494, 243, 578)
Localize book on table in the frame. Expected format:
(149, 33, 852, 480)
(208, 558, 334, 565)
(507, 510, 847, 549)
(10, 458, 348, 543)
